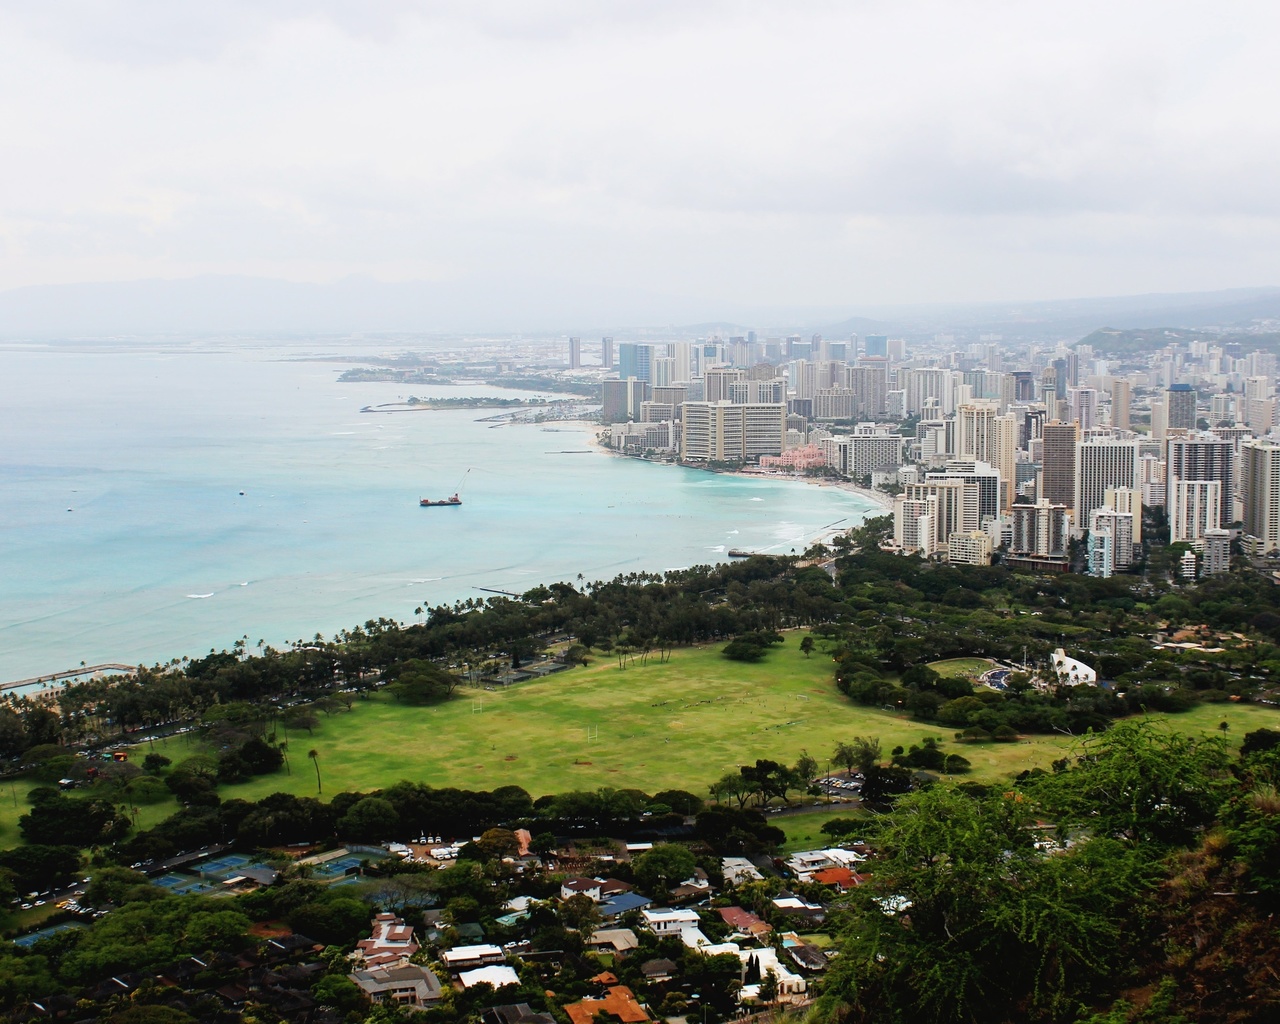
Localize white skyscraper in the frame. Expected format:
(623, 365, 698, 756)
(1242, 439, 1280, 553)
(1168, 479, 1221, 543)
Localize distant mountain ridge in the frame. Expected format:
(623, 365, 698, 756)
(0, 275, 1276, 339)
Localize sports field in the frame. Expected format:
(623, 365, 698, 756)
(928, 657, 998, 678)
(122, 634, 1280, 808)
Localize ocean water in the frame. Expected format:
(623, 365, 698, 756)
(0, 341, 878, 681)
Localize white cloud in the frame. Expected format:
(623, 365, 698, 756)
(0, 0, 1277, 316)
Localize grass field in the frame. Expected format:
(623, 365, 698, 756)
(3, 635, 1277, 841)
(929, 657, 998, 678)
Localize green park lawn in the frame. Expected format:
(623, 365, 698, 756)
(3, 635, 1277, 843)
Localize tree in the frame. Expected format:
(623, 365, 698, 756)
(308, 749, 322, 794)
(817, 785, 1154, 1024)
(1030, 719, 1231, 847)
(558, 892, 601, 938)
(312, 974, 367, 1014)
(142, 753, 171, 773)
(795, 751, 819, 786)
(336, 797, 399, 842)
(475, 827, 521, 860)
(632, 843, 697, 893)
(758, 968, 779, 1005)
(800, 636, 815, 658)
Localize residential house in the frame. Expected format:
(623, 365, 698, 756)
(349, 964, 443, 1008)
(716, 906, 772, 940)
(721, 856, 763, 885)
(563, 986, 651, 1024)
(354, 914, 418, 969)
(440, 944, 507, 972)
(587, 928, 640, 958)
(460, 965, 521, 989)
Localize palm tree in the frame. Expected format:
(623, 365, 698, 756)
(308, 749, 322, 794)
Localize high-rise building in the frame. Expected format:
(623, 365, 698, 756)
(618, 343, 654, 383)
(947, 531, 993, 566)
(1075, 440, 1140, 527)
(1104, 486, 1143, 543)
(680, 402, 786, 463)
(651, 357, 677, 388)
(894, 495, 937, 556)
(1067, 387, 1098, 430)
(600, 378, 648, 424)
(1242, 439, 1280, 553)
(601, 336, 614, 369)
(704, 367, 746, 403)
(1168, 479, 1221, 543)
(568, 337, 581, 369)
(1088, 508, 1135, 577)
(1010, 500, 1070, 557)
(905, 368, 952, 416)
(820, 433, 906, 480)
(1110, 379, 1131, 431)
(956, 403, 1018, 510)
(1041, 421, 1080, 511)
(1166, 383, 1198, 431)
(847, 361, 889, 417)
(1209, 393, 1235, 427)
(1166, 436, 1234, 526)
(863, 335, 889, 358)
(1200, 529, 1232, 575)
(925, 461, 1001, 530)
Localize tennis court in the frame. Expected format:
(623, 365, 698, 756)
(13, 922, 85, 947)
(196, 853, 253, 876)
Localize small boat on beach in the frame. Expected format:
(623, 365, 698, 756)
(420, 494, 462, 507)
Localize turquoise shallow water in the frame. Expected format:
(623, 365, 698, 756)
(0, 342, 877, 680)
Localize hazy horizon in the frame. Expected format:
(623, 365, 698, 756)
(2, 2, 1278, 328)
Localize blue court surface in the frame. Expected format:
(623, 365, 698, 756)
(13, 922, 86, 947)
(196, 853, 252, 876)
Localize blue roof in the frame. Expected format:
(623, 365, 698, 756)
(1168, 383, 1195, 391)
(600, 892, 653, 916)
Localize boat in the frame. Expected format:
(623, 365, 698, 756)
(420, 494, 462, 507)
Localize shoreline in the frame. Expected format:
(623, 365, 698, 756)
(578, 420, 894, 529)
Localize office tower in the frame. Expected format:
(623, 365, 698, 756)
(1104, 486, 1143, 543)
(652, 357, 677, 388)
(1041, 421, 1080, 511)
(618, 343, 653, 383)
(601, 336, 614, 369)
(704, 366, 746, 403)
(1052, 358, 1070, 398)
(1166, 436, 1234, 526)
(1168, 480, 1221, 543)
(1166, 384, 1198, 430)
(1088, 509, 1135, 577)
(863, 335, 889, 358)
(1067, 387, 1098, 430)
(1075, 440, 1140, 526)
(568, 337, 581, 369)
(1110, 379, 1131, 431)
(1200, 529, 1231, 574)
(1010, 501, 1070, 557)
(1242, 439, 1280, 553)
(680, 402, 786, 462)
(600, 378, 648, 423)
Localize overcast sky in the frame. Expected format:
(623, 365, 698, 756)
(1, 1, 1277, 319)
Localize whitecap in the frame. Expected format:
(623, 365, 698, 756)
(186, 593, 214, 599)
(750, 497, 763, 501)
